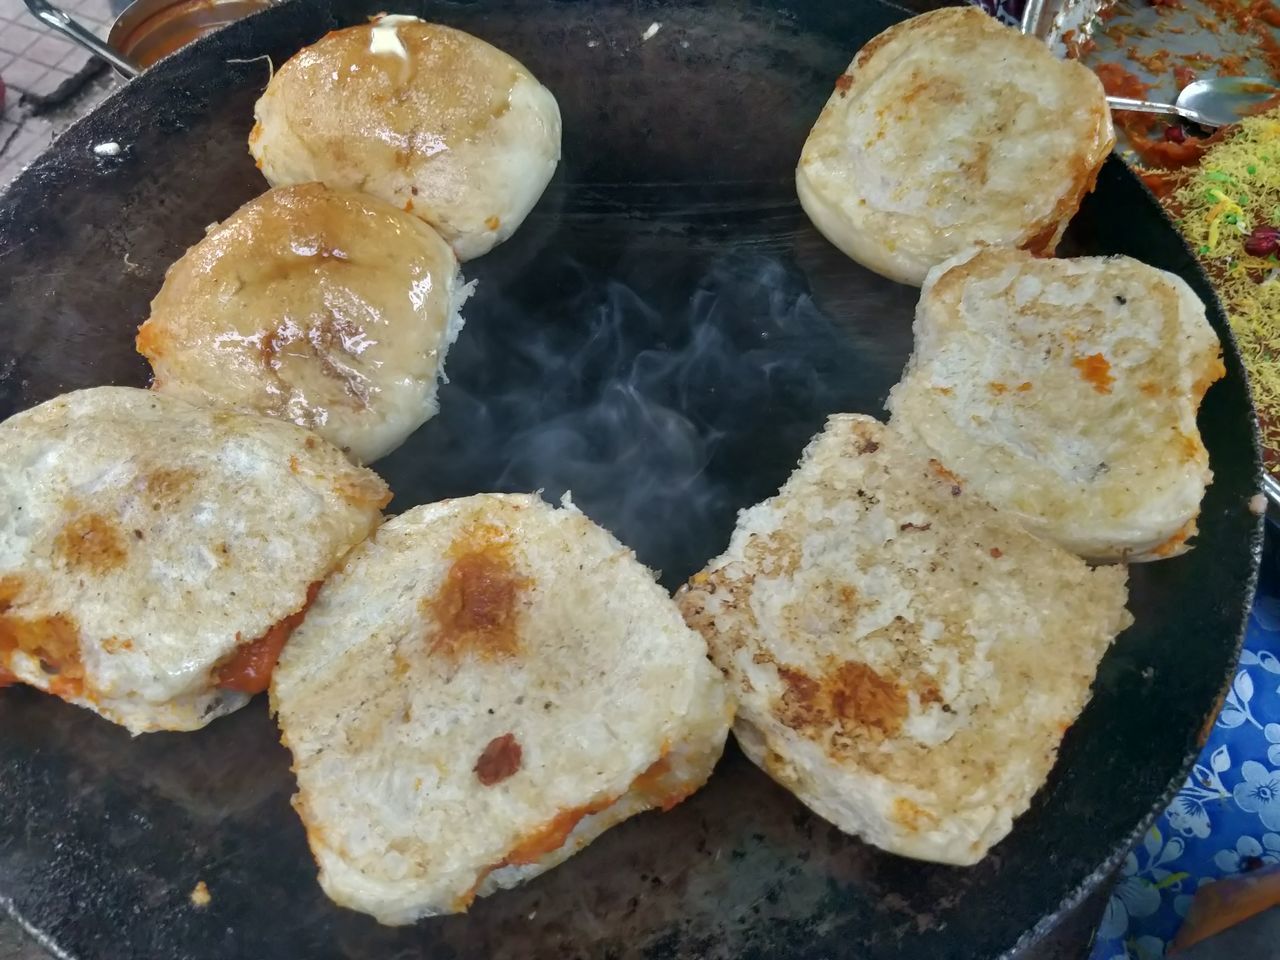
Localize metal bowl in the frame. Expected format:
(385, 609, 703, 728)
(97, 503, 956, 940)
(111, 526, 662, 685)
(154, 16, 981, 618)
(22, 0, 270, 77)
(108, 0, 272, 70)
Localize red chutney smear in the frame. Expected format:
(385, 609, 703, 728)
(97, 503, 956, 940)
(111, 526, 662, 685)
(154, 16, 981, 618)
(1133, 127, 1230, 171)
(215, 581, 322, 694)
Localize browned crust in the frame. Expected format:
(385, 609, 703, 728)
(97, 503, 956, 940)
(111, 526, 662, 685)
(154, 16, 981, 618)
(0, 574, 88, 700)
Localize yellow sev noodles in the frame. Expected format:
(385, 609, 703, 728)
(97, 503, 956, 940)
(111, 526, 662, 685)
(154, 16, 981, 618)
(1169, 111, 1280, 465)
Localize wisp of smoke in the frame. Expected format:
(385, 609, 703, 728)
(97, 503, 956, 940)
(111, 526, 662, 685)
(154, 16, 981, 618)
(379, 248, 867, 589)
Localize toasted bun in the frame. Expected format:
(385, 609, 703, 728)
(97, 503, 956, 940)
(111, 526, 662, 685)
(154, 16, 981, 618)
(271, 493, 732, 923)
(796, 7, 1114, 286)
(887, 247, 1223, 562)
(138, 183, 469, 465)
(0, 387, 389, 734)
(678, 415, 1132, 865)
(250, 15, 561, 261)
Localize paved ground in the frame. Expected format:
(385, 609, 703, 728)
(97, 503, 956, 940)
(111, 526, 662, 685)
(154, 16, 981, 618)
(0, 0, 125, 185)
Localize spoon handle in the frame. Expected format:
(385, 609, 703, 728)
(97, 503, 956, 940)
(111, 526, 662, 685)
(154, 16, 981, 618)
(1105, 95, 1210, 126)
(1106, 96, 1179, 116)
(22, 0, 140, 78)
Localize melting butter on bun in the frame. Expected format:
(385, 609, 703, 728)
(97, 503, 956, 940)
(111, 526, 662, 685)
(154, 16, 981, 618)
(271, 493, 732, 924)
(139, 183, 470, 465)
(887, 247, 1223, 562)
(0, 387, 389, 734)
(250, 15, 561, 261)
(678, 415, 1132, 866)
(796, 7, 1114, 285)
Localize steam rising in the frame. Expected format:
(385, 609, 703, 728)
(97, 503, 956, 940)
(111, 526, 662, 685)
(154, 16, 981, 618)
(381, 250, 868, 589)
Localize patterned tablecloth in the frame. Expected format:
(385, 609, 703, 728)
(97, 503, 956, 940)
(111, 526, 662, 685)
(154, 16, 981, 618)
(1086, 542, 1280, 959)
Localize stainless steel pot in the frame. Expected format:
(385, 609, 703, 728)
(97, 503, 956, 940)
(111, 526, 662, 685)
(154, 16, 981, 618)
(23, 0, 272, 79)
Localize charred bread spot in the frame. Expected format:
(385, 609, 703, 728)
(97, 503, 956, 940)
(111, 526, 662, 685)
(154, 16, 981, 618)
(776, 658, 908, 750)
(424, 522, 531, 662)
(143, 467, 199, 509)
(53, 512, 127, 574)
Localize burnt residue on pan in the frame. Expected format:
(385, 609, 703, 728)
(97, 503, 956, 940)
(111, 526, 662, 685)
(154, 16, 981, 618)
(0, 0, 1263, 958)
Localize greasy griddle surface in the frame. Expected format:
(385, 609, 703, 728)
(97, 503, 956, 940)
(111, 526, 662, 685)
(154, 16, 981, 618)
(0, 1, 1262, 957)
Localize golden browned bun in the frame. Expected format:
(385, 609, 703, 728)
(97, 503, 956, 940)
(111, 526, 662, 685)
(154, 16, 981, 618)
(138, 183, 470, 464)
(796, 7, 1114, 286)
(250, 15, 561, 261)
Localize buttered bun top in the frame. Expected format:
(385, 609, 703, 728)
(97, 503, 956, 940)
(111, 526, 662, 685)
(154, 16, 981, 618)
(796, 7, 1114, 286)
(249, 15, 561, 261)
(138, 183, 470, 465)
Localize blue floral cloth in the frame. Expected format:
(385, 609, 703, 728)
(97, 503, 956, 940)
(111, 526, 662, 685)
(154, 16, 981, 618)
(1087, 557, 1280, 959)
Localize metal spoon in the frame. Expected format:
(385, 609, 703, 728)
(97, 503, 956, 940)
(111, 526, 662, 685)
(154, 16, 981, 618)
(23, 0, 140, 78)
(1108, 77, 1280, 130)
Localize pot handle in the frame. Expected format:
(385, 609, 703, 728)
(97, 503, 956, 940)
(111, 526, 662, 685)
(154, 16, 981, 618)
(22, 0, 141, 78)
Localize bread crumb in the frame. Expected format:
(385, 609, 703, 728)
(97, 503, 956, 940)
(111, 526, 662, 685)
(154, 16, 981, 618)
(1250, 492, 1268, 515)
(641, 21, 661, 41)
(190, 880, 211, 908)
(93, 142, 121, 157)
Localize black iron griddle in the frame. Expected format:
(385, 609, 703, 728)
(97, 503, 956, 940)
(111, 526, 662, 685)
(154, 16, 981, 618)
(0, 1, 1264, 957)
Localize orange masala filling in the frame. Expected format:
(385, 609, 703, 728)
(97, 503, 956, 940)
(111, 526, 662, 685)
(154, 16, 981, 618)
(1073, 352, 1115, 394)
(456, 749, 685, 911)
(215, 581, 322, 693)
(0, 575, 86, 697)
